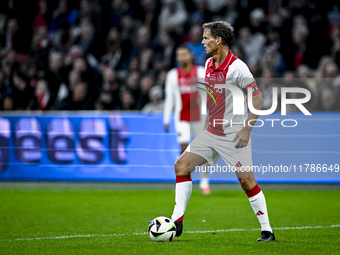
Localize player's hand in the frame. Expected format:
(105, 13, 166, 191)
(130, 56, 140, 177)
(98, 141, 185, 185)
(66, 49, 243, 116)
(233, 127, 250, 148)
(164, 124, 169, 132)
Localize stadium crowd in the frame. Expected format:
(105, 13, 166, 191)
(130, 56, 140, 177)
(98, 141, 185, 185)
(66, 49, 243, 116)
(0, 0, 339, 112)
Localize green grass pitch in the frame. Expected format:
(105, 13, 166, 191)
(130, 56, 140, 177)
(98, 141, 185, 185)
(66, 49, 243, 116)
(0, 183, 340, 255)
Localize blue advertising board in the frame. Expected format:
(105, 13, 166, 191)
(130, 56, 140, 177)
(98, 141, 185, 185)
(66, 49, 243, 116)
(0, 112, 339, 183)
(0, 113, 179, 182)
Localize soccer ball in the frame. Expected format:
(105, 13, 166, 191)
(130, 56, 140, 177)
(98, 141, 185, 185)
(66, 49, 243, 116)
(148, 216, 177, 242)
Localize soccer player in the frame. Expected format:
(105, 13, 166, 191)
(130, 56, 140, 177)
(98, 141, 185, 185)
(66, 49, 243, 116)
(169, 21, 275, 241)
(163, 45, 211, 194)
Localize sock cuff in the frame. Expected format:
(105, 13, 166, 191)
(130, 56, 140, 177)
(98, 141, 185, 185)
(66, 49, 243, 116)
(246, 184, 261, 198)
(176, 175, 192, 183)
(175, 215, 184, 222)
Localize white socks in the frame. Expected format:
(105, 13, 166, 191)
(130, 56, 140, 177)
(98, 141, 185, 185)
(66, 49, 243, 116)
(171, 175, 192, 222)
(246, 184, 272, 232)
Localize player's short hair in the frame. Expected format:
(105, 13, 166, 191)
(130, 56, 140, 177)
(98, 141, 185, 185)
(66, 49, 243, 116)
(202, 21, 234, 46)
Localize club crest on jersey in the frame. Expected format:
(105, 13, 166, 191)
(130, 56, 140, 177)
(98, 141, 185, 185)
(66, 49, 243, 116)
(217, 72, 224, 82)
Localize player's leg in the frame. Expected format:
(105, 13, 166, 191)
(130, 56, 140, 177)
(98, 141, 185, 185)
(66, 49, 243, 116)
(199, 166, 210, 194)
(170, 130, 218, 237)
(180, 143, 187, 154)
(191, 121, 211, 195)
(171, 151, 206, 236)
(236, 170, 275, 241)
(176, 121, 190, 154)
(215, 134, 274, 241)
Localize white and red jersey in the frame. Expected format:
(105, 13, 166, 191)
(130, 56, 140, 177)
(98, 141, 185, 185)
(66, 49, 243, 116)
(163, 65, 205, 125)
(204, 50, 259, 136)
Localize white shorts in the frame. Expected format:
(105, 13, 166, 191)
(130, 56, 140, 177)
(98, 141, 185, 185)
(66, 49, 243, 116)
(175, 120, 205, 144)
(185, 129, 253, 169)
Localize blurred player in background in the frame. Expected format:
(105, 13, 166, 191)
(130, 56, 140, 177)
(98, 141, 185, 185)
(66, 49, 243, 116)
(163, 45, 211, 194)
(169, 21, 275, 241)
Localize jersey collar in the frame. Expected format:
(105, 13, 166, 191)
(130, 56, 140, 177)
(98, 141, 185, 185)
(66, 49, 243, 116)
(209, 50, 234, 71)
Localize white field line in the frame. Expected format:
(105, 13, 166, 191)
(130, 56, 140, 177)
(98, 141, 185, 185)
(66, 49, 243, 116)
(2, 224, 340, 242)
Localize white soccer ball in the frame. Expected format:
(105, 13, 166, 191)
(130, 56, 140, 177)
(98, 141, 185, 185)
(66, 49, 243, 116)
(148, 216, 177, 242)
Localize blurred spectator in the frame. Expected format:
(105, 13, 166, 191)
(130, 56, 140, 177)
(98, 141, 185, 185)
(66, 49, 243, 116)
(262, 48, 286, 75)
(67, 69, 82, 91)
(0, 13, 7, 53)
(137, 75, 155, 109)
(316, 85, 340, 111)
(186, 25, 206, 66)
(58, 81, 93, 110)
(23, 59, 39, 89)
(158, 0, 188, 36)
(222, 0, 240, 27)
(249, 8, 267, 35)
(45, 51, 67, 109)
(291, 25, 309, 69)
(296, 64, 316, 95)
(11, 69, 33, 110)
(142, 85, 164, 113)
(30, 25, 51, 71)
(109, 0, 130, 29)
(1, 96, 14, 110)
(101, 27, 133, 70)
(205, 0, 227, 14)
(94, 90, 115, 110)
(115, 88, 136, 110)
(258, 67, 280, 111)
(142, 0, 161, 39)
(124, 70, 140, 100)
(78, 0, 102, 36)
(32, 0, 48, 29)
(139, 48, 153, 74)
(190, 0, 211, 26)
(237, 27, 266, 65)
(28, 79, 50, 110)
(50, 0, 78, 34)
(156, 32, 175, 69)
(316, 56, 335, 81)
(6, 18, 29, 54)
(74, 23, 102, 60)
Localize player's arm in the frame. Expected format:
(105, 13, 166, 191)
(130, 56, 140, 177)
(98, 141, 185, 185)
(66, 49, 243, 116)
(233, 59, 263, 148)
(163, 70, 175, 132)
(233, 92, 263, 148)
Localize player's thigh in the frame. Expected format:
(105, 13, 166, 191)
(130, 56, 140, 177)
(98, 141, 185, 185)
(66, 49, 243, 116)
(186, 130, 219, 167)
(175, 151, 207, 175)
(214, 134, 254, 175)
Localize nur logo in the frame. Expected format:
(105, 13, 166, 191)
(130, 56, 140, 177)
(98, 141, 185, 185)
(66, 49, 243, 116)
(197, 82, 312, 116)
(197, 82, 222, 106)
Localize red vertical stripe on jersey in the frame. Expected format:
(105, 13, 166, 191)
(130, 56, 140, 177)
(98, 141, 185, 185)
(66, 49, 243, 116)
(205, 51, 238, 136)
(177, 66, 200, 121)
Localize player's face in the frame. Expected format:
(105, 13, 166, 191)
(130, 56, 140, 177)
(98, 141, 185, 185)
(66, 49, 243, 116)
(201, 28, 218, 55)
(176, 48, 192, 66)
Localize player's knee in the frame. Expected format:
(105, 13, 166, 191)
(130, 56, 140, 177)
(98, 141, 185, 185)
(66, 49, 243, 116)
(239, 178, 256, 192)
(174, 158, 190, 176)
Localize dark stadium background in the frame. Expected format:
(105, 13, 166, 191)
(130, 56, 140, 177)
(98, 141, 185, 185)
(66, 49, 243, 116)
(0, 0, 339, 111)
(1, 1, 340, 254)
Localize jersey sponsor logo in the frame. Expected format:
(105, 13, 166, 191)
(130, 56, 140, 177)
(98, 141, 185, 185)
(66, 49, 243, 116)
(197, 82, 222, 106)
